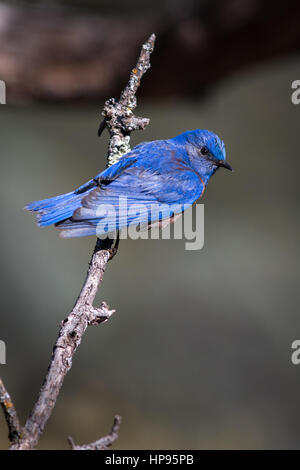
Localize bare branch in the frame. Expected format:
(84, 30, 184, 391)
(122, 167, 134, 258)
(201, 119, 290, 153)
(6, 33, 156, 450)
(10, 239, 117, 450)
(0, 378, 22, 445)
(99, 33, 155, 167)
(68, 415, 122, 450)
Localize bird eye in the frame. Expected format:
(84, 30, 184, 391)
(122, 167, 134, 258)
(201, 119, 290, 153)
(200, 146, 209, 156)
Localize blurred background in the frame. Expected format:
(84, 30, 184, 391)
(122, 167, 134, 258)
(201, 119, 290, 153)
(0, 0, 300, 450)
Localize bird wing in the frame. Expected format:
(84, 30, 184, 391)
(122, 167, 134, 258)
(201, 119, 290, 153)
(57, 142, 204, 237)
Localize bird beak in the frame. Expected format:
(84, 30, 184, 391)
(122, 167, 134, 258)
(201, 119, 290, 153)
(218, 160, 233, 171)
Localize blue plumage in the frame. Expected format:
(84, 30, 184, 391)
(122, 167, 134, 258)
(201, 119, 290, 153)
(25, 129, 232, 238)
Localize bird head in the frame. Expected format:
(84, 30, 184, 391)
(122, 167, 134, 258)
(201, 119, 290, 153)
(173, 129, 233, 183)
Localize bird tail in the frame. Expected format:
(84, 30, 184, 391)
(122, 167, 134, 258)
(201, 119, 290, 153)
(25, 191, 84, 227)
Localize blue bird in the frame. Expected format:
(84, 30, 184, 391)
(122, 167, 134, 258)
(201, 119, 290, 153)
(25, 129, 232, 238)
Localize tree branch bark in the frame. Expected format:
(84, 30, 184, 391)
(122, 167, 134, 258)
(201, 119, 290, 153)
(10, 239, 117, 450)
(0, 378, 22, 445)
(68, 415, 122, 450)
(1, 32, 155, 450)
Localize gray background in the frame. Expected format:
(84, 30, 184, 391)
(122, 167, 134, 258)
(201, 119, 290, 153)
(0, 54, 300, 448)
